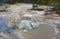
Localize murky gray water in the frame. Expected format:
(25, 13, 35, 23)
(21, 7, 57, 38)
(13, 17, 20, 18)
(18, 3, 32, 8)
(0, 17, 20, 39)
(0, 3, 60, 39)
(0, 13, 60, 39)
(43, 20, 60, 26)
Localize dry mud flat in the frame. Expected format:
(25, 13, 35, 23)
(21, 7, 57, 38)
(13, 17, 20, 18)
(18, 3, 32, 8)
(44, 14, 60, 20)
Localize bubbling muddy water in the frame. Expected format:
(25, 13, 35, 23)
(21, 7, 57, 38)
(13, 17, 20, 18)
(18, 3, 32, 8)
(0, 4, 60, 39)
(0, 13, 59, 39)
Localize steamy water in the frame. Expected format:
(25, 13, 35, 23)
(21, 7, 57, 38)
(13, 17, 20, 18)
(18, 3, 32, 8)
(0, 4, 60, 39)
(0, 14, 60, 39)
